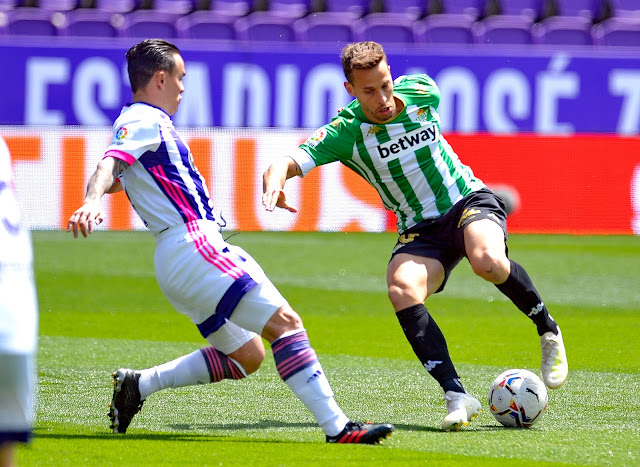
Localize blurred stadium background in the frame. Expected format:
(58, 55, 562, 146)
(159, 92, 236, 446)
(1, 0, 639, 236)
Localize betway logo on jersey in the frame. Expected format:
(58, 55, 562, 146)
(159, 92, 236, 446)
(375, 124, 439, 159)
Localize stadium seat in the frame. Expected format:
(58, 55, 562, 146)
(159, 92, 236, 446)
(267, 0, 312, 18)
(0, 0, 17, 11)
(176, 11, 236, 40)
(5, 8, 62, 36)
(37, 0, 79, 11)
(381, 0, 426, 19)
(474, 15, 535, 44)
(552, 0, 604, 21)
(94, 0, 142, 13)
(234, 12, 296, 41)
(61, 10, 122, 37)
(210, 0, 252, 17)
(532, 16, 593, 45)
(592, 17, 640, 46)
(321, 0, 370, 18)
(358, 13, 420, 44)
(609, 0, 640, 19)
(153, 0, 197, 15)
(293, 12, 358, 44)
(437, 0, 488, 20)
(417, 13, 475, 44)
(119, 11, 180, 38)
(495, 0, 545, 20)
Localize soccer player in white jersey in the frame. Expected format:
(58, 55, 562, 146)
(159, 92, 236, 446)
(0, 136, 39, 467)
(263, 41, 568, 431)
(66, 39, 393, 444)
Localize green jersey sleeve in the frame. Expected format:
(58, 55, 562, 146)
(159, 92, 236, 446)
(295, 108, 362, 174)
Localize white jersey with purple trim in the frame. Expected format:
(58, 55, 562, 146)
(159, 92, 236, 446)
(103, 103, 285, 340)
(0, 136, 38, 354)
(105, 102, 216, 235)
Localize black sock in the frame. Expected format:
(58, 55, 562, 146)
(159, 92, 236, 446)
(495, 260, 558, 336)
(396, 304, 465, 394)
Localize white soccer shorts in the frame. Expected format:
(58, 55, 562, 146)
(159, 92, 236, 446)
(154, 220, 287, 354)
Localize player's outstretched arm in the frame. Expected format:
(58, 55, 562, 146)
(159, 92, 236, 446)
(67, 157, 128, 238)
(262, 156, 302, 213)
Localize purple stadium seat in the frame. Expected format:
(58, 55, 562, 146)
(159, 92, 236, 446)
(176, 11, 236, 40)
(553, 0, 603, 21)
(94, 0, 142, 13)
(268, 0, 312, 18)
(61, 10, 121, 37)
(119, 11, 179, 38)
(235, 12, 296, 41)
(532, 16, 593, 46)
(321, 0, 370, 18)
(496, 0, 544, 20)
(36, 0, 79, 11)
(592, 17, 640, 46)
(6, 8, 62, 36)
(359, 13, 420, 44)
(210, 0, 252, 17)
(0, 0, 17, 11)
(609, 0, 640, 19)
(382, 0, 426, 19)
(293, 12, 358, 44)
(417, 13, 475, 44)
(153, 0, 197, 15)
(473, 15, 535, 44)
(438, 0, 487, 20)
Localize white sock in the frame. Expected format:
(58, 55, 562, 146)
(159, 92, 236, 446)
(282, 362, 349, 437)
(138, 350, 210, 400)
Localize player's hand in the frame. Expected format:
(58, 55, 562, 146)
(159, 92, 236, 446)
(66, 201, 105, 238)
(262, 188, 297, 213)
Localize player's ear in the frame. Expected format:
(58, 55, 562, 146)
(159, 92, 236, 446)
(344, 81, 356, 97)
(156, 70, 165, 88)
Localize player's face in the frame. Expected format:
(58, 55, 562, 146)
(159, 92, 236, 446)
(345, 61, 397, 124)
(162, 53, 185, 116)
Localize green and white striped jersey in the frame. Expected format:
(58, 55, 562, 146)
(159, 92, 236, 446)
(292, 74, 485, 233)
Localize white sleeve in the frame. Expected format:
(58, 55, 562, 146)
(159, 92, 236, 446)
(106, 114, 161, 161)
(289, 147, 317, 177)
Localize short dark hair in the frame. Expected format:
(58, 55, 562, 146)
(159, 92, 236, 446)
(340, 41, 387, 83)
(126, 39, 181, 93)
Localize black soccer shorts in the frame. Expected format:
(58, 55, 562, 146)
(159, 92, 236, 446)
(390, 188, 508, 293)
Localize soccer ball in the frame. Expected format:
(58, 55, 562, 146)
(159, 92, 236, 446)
(488, 369, 548, 428)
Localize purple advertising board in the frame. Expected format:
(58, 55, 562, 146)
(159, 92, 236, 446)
(1, 36, 639, 134)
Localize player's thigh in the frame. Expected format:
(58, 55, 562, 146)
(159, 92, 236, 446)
(464, 219, 510, 280)
(0, 353, 35, 436)
(387, 253, 445, 306)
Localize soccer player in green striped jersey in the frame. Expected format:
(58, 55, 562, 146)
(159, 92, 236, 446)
(263, 41, 568, 431)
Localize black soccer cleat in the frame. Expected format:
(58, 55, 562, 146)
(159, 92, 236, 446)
(108, 369, 144, 434)
(326, 421, 394, 444)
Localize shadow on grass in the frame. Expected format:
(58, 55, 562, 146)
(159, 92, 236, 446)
(393, 423, 506, 433)
(34, 420, 318, 443)
(167, 420, 317, 431)
(35, 421, 504, 443)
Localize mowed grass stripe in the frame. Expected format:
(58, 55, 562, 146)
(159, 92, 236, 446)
(30, 335, 639, 466)
(21, 231, 640, 466)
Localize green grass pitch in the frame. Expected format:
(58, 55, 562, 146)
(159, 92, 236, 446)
(19, 230, 640, 466)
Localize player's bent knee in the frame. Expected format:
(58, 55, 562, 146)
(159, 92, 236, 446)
(261, 305, 303, 343)
(388, 283, 424, 312)
(229, 336, 266, 375)
(469, 252, 509, 283)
